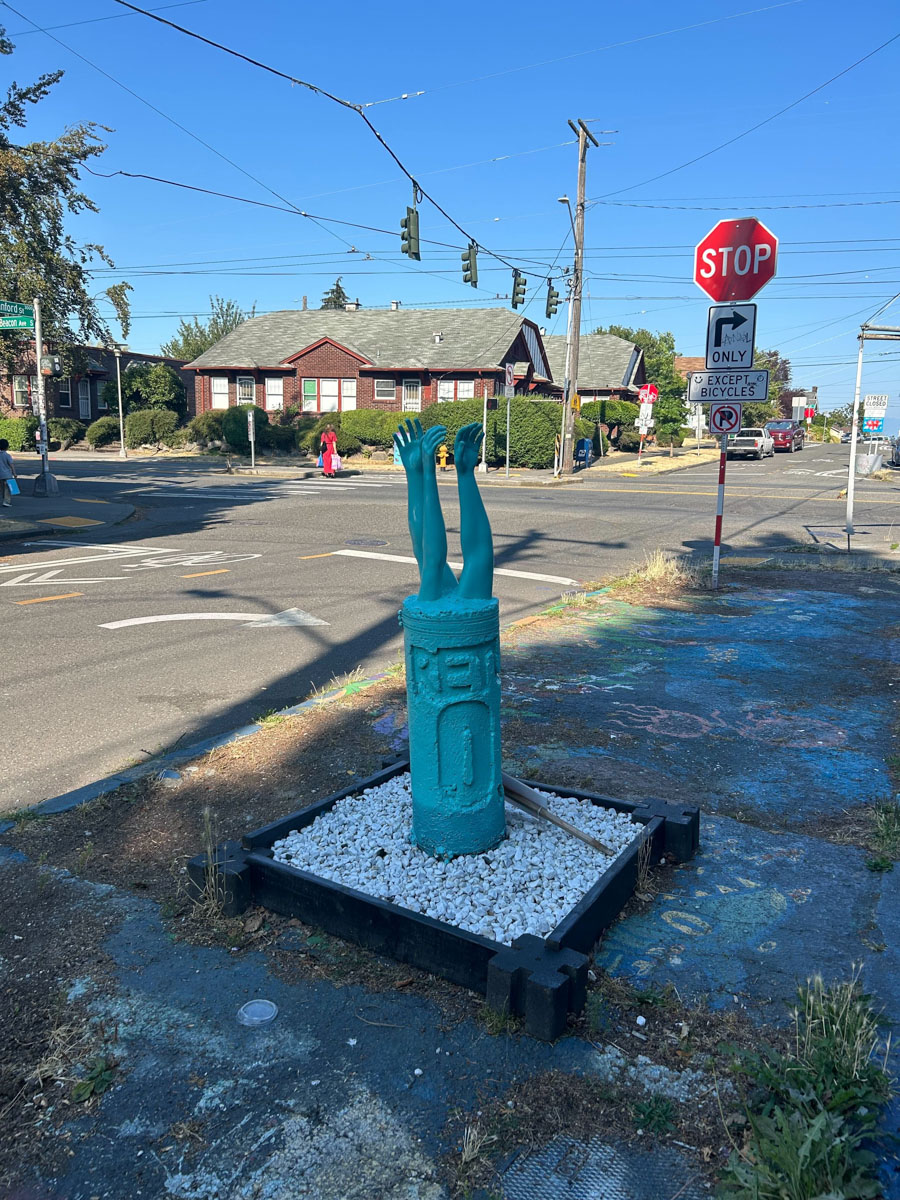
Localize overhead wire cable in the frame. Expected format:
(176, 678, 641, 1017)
(588, 29, 900, 201)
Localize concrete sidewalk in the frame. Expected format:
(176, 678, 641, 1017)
(0, 489, 134, 541)
(2, 565, 899, 1198)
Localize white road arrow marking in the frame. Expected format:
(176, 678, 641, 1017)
(332, 548, 578, 586)
(1, 568, 127, 586)
(99, 608, 329, 630)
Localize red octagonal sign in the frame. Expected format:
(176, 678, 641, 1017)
(694, 217, 778, 302)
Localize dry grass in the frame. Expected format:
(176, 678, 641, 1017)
(188, 807, 228, 922)
(616, 549, 701, 591)
(791, 967, 890, 1082)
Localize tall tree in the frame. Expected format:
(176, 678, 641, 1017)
(744, 348, 792, 424)
(160, 295, 255, 361)
(594, 324, 687, 433)
(101, 362, 186, 419)
(321, 277, 350, 310)
(0, 26, 130, 370)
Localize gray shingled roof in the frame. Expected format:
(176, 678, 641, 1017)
(542, 333, 642, 391)
(186, 308, 544, 372)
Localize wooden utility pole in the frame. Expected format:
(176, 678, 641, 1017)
(559, 119, 598, 475)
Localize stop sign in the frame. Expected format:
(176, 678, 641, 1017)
(694, 218, 778, 302)
(639, 384, 658, 403)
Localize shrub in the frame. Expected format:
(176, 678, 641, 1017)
(102, 362, 187, 420)
(222, 403, 269, 453)
(341, 409, 390, 448)
(125, 408, 179, 448)
(617, 429, 642, 452)
(297, 413, 361, 457)
(187, 410, 225, 445)
(0, 415, 39, 451)
(48, 417, 86, 450)
(266, 424, 296, 452)
(86, 415, 121, 448)
(656, 431, 684, 448)
(582, 398, 639, 427)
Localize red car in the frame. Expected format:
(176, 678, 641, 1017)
(766, 420, 804, 452)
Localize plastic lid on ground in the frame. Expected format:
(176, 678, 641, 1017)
(236, 999, 278, 1026)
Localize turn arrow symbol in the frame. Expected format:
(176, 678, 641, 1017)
(713, 309, 748, 347)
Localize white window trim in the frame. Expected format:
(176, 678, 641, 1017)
(374, 378, 395, 401)
(456, 379, 475, 400)
(301, 377, 318, 412)
(210, 376, 229, 409)
(58, 377, 72, 407)
(97, 379, 107, 410)
(319, 378, 339, 413)
(264, 376, 284, 411)
(236, 375, 256, 405)
(340, 379, 357, 411)
(12, 375, 35, 408)
(437, 379, 455, 403)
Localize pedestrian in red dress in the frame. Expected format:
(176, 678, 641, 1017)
(320, 425, 338, 477)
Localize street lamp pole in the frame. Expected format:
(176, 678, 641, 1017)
(114, 346, 127, 459)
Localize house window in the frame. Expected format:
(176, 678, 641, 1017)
(341, 379, 357, 411)
(211, 377, 229, 409)
(437, 380, 455, 403)
(374, 379, 395, 402)
(457, 379, 475, 400)
(13, 375, 36, 408)
(237, 376, 255, 405)
(97, 380, 108, 410)
(264, 377, 283, 411)
(320, 378, 339, 413)
(58, 377, 71, 408)
(403, 378, 421, 412)
(302, 379, 317, 412)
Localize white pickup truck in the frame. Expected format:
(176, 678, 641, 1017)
(727, 427, 775, 460)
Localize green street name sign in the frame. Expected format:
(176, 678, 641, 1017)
(0, 300, 34, 317)
(0, 315, 35, 330)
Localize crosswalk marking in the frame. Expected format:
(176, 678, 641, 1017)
(332, 548, 579, 586)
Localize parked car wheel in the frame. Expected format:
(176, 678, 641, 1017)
(756, 449, 763, 459)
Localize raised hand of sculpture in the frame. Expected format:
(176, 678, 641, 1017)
(394, 417, 505, 858)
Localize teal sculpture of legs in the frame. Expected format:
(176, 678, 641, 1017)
(395, 420, 506, 857)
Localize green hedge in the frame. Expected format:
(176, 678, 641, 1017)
(656, 431, 684, 447)
(297, 413, 361, 457)
(581, 398, 639, 427)
(340, 409, 390, 448)
(85, 416, 121, 448)
(48, 417, 86, 450)
(125, 408, 179, 448)
(187, 410, 226, 444)
(222, 403, 269, 453)
(417, 398, 593, 469)
(617, 429, 643, 452)
(0, 415, 39, 451)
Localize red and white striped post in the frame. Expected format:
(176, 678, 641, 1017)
(711, 433, 728, 589)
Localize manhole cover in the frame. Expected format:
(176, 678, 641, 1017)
(345, 538, 389, 547)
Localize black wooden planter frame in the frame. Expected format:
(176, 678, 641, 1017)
(188, 760, 699, 1041)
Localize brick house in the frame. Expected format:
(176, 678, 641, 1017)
(542, 333, 645, 401)
(186, 307, 552, 415)
(1, 345, 196, 424)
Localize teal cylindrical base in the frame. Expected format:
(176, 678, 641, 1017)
(400, 595, 505, 858)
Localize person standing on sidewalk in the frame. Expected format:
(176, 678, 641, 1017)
(0, 439, 17, 506)
(320, 424, 338, 478)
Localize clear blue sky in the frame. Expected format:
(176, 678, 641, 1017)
(5, 0, 900, 427)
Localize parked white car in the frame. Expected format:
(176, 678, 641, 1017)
(727, 428, 775, 460)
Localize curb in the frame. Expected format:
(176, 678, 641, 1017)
(0, 672, 395, 831)
(0, 503, 135, 543)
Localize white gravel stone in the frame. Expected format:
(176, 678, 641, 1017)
(271, 773, 640, 946)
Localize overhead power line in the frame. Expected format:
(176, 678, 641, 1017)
(113, 0, 563, 282)
(6, 0, 207, 36)
(588, 28, 900, 201)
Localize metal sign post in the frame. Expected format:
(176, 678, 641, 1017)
(707, 402, 742, 589)
(504, 364, 514, 478)
(247, 407, 256, 470)
(31, 297, 59, 497)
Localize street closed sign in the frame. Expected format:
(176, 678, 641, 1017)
(694, 218, 778, 302)
(688, 369, 769, 403)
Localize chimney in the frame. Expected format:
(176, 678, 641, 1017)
(433, 332, 443, 344)
(301, 295, 307, 310)
(390, 300, 401, 311)
(345, 299, 361, 311)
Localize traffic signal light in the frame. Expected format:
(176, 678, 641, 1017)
(486, 396, 498, 411)
(461, 242, 478, 287)
(546, 282, 560, 318)
(511, 270, 526, 309)
(400, 207, 420, 260)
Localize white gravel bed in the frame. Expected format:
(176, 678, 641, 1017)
(271, 773, 640, 946)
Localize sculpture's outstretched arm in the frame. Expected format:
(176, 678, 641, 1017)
(419, 424, 452, 601)
(454, 422, 494, 600)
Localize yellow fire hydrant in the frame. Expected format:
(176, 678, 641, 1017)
(438, 443, 449, 471)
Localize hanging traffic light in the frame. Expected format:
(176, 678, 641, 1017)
(546, 281, 560, 318)
(461, 242, 478, 287)
(511, 270, 526, 309)
(400, 207, 420, 260)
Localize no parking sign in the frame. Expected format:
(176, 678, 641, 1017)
(709, 403, 743, 435)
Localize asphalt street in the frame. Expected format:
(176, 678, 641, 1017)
(3, 446, 897, 808)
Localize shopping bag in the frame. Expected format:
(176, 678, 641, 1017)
(332, 454, 342, 473)
(7, 478, 20, 496)
(317, 453, 323, 467)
